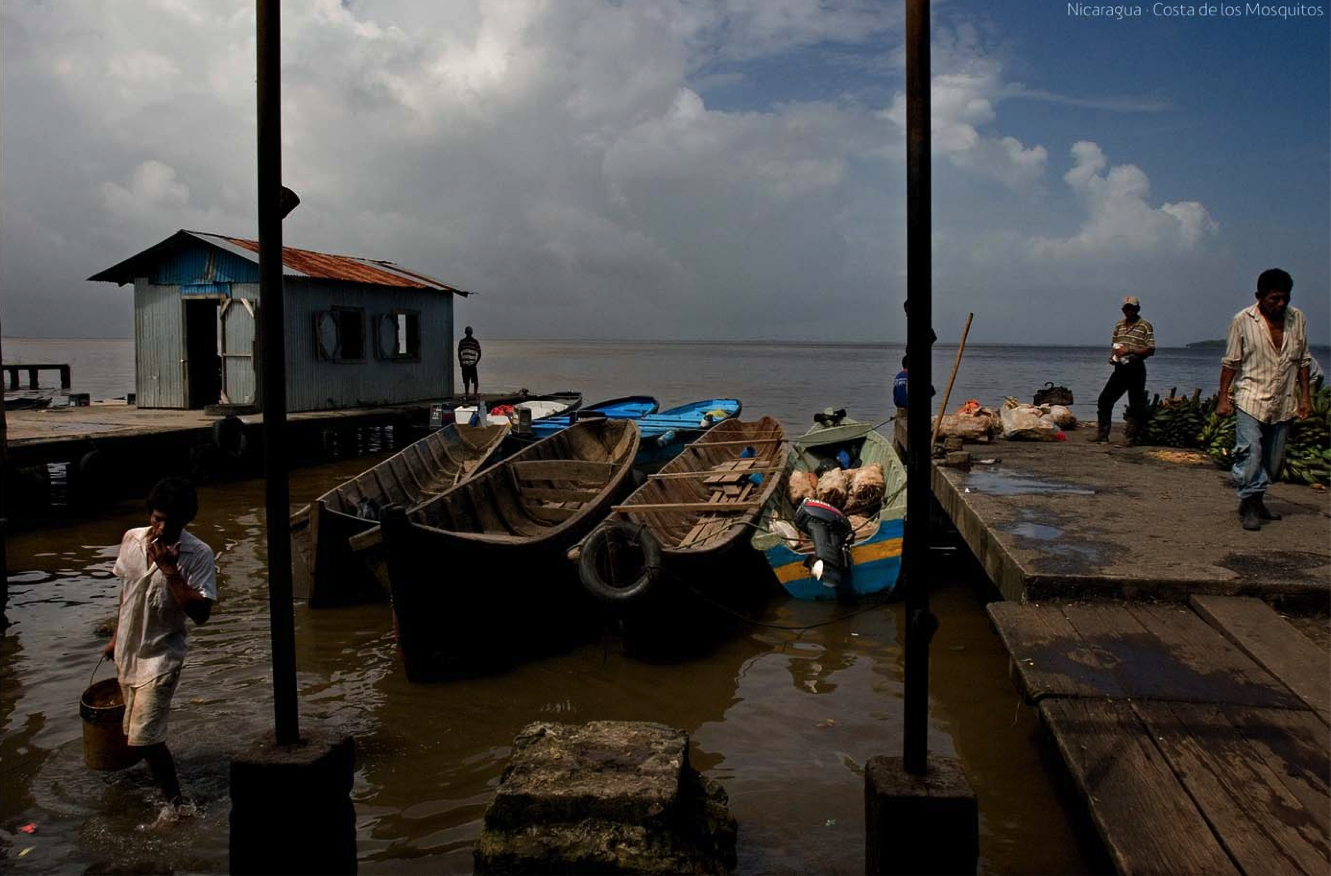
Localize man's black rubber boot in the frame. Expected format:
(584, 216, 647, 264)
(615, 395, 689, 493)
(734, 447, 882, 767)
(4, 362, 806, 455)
(1255, 497, 1282, 520)
(1240, 497, 1262, 531)
(1092, 426, 1110, 444)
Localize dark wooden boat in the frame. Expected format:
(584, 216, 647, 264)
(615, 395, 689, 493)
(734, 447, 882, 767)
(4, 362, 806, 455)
(291, 422, 508, 606)
(574, 416, 788, 614)
(370, 417, 640, 679)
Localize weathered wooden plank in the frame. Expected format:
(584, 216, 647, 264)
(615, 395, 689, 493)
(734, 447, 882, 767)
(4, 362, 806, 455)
(510, 460, 615, 484)
(986, 602, 1125, 701)
(1189, 595, 1331, 726)
(1133, 700, 1330, 875)
(1124, 603, 1303, 709)
(1040, 698, 1239, 876)
(525, 504, 577, 523)
(1222, 705, 1331, 832)
(612, 501, 763, 513)
(520, 487, 598, 504)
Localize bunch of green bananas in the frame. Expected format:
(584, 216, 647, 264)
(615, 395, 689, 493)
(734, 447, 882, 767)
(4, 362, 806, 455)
(1137, 387, 1212, 449)
(1282, 381, 1331, 485)
(1198, 379, 1329, 485)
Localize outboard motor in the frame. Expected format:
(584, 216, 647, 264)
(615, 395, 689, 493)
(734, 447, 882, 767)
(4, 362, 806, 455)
(794, 498, 854, 600)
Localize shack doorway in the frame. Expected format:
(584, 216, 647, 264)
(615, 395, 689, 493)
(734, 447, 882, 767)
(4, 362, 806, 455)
(184, 298, 222, 409)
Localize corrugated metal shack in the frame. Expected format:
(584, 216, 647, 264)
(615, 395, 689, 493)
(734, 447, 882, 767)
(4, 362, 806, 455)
(89, 230, 468, 411)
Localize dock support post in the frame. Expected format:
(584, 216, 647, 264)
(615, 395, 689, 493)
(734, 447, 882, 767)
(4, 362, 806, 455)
(865, 2, 978, 871)
(229, 2, 355, 872)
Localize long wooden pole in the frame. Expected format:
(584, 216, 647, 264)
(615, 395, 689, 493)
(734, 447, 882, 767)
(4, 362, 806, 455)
(930, 312, 975, 448)
(902, 0, 933, 777)
(257, 0, 299, 746)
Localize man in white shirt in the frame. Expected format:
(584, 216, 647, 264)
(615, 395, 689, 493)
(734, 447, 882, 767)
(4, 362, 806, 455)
(104, 477, 217, 821)
(1217, 268, 1313, 531)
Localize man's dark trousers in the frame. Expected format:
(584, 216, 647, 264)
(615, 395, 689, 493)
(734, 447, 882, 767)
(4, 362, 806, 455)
(1097, 360, 1148, 437)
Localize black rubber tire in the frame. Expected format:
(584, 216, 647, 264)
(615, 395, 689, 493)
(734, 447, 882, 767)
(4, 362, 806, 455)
(578, 522, 662, 606)
(212, 415, 246, 457)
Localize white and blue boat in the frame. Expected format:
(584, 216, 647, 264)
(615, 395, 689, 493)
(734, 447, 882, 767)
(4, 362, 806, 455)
(751, 411, 906, 601)
(633, 398, 742, 469)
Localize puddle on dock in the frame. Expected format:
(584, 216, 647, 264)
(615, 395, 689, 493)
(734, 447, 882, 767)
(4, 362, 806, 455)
(964, 469, 1096, 496)
(1007, 521, 1062, 541)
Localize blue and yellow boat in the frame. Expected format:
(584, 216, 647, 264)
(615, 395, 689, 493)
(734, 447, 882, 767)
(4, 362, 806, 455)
(751, 411, 906, 600)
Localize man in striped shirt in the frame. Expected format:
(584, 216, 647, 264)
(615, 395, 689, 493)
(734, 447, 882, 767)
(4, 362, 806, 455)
(457, 326, 482, 400)
(1218, 268, 1312, 531)
(1094, 296, 1155, 444)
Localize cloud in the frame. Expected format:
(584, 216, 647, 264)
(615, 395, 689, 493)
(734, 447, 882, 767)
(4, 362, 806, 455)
(1029, 141, 1219, 258)
(882, 23, 1047, 190)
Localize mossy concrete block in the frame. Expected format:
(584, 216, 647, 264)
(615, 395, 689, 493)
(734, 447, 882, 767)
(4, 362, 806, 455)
(485, 721, 688, 829)
(865, 754, 977, 876)
(230, 727, 357, 875)
(476, 721, 737, 875)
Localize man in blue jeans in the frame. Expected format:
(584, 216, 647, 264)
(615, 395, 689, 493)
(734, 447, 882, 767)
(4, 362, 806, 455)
(1217, 268, 1312, 531)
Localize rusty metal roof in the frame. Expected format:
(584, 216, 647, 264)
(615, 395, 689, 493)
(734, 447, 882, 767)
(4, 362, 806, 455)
(89, 229, 469, 295)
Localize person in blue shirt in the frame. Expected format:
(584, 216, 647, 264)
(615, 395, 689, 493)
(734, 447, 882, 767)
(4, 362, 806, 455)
(893, 357, 909, 408)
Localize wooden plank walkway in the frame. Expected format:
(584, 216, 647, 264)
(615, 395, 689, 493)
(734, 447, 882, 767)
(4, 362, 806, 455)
(989, 596, 1330, 875)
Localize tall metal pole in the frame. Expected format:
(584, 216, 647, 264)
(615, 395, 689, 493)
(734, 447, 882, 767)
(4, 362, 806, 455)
(902, 0, 935, 776)
(257, 0, 299, 746)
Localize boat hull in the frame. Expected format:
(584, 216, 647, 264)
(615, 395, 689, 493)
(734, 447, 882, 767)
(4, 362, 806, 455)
(763, 517, 903, 600)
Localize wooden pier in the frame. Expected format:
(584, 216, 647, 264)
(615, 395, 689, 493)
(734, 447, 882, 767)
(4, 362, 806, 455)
(931, 436, 1330, 611)
(989, 596, 1328, 875)
(4, 363, 71, 391)
(929, 427, 1331, 874)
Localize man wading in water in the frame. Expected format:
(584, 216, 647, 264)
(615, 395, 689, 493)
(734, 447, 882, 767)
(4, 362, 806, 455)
(1093, 295, 1155, 445)
(104, 477, 216, 824)
(1218, 268, 1312, 531)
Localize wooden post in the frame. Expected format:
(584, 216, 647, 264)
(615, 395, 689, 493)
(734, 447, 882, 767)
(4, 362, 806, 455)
(930, 313, 975, 448)
(256, 0, 298, 747)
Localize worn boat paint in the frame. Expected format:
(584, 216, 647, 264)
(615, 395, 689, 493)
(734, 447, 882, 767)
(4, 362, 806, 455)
(752, 413, 906, 600)
(631, 398, 742, 468)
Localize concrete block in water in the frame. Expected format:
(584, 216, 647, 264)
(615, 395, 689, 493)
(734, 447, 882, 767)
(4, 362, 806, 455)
(865, 754, 977, 875)
(230, 727, 356, 875)
(475, 721, 737, 875)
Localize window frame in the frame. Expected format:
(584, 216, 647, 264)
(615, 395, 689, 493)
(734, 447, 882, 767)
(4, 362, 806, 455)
(375, 309, 422, 363)
(313, 306, 367, 363)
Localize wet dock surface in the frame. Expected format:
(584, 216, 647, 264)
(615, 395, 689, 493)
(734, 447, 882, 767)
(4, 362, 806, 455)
(932, 435, 1331, 609)
(989, 596, 1329, 875)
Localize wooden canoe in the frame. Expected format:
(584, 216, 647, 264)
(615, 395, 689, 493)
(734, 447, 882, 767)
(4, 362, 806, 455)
(751, 412, 906, 601)
(575, 416, 788, 612)
(374, 417, 641, 679)
(291, 422, 508, 606)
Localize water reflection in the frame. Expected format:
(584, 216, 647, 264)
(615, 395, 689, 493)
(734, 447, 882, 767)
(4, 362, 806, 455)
(2, 456, 1087, 874)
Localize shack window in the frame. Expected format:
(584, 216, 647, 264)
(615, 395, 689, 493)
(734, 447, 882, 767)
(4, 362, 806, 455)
(376, 310, 421, 361)
(314, 307, 365, 362)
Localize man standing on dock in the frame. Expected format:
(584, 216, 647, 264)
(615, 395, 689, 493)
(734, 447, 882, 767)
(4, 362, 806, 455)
(1093, 296, 1155, 444)
(458, 326, 482, 400)
(1217, 268, 1312, 531)
(104, 477, 216, 825)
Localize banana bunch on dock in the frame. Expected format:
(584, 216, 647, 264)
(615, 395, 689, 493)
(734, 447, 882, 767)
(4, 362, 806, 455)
(1199, 380, 1330, 485)
(1138, 388, 1213, 449)
(1281, 382, 1330, 485)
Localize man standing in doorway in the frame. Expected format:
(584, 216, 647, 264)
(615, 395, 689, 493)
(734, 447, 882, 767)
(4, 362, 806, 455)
(104, 477, 216, 824)
(458, 326, 482, 400)
(1217, 268, 1312, 531)
(1093, 296, 1155, 444)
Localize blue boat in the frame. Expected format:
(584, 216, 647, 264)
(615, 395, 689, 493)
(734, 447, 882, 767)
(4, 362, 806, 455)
(750, 411, 906, 601)
(500, 396, 660, 457)
(527, 395, 660, 440)
(632, 398, 742, 469)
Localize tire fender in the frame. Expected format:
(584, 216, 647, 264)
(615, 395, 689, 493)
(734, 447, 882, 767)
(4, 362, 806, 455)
(578, 521, 662, 606)
(212, 415, 246, 458)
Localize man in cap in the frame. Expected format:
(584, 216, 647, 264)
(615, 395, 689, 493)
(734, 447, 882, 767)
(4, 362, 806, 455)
(457, 326, 482, 400)
(1093, 296, 1155, 444)
(1217, 268, 1311, 531)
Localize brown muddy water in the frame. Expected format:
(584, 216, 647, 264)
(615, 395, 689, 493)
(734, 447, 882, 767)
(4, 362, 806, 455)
(2, 455, 1090, 874)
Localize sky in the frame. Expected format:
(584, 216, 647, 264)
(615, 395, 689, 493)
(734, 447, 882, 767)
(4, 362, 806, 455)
(2, 0, 1328, 346)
